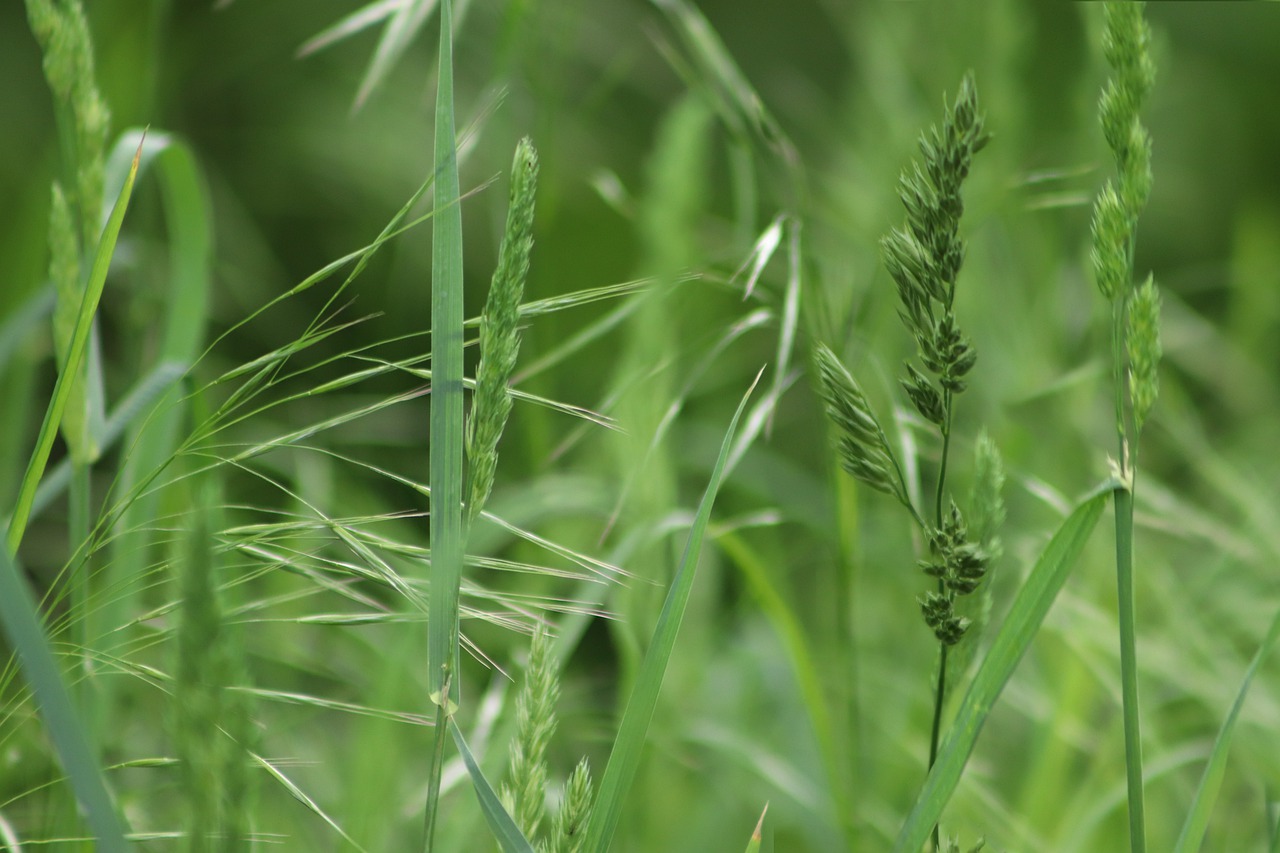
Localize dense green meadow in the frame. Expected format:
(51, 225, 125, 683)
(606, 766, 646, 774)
(3, 2, 1280, 850)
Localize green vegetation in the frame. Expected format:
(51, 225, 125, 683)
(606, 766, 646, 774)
(3, 2, 1280, 851)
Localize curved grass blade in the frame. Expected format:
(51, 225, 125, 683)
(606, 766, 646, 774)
(1174, 605, 1280, 852)
(893, 485, 1112, 853)
(6, 135, 143, 556)
(0, 547, 129, 850)
(582, 368, 764, 853)
(449, 718, 536, 853)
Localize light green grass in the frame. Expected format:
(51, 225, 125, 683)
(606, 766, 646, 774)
(4, 2, 1280, 851)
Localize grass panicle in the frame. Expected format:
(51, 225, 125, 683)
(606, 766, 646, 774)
(24, 0, 110, 250)
(174, 480, 256, 852)
(466, 138, 539, 526)
(811, 342, 911, 511)
(501, 625, 559, 841)
(816, 71, 991, 851)
(1090, 5, 1160, 851)
(548, 757, 594, 853)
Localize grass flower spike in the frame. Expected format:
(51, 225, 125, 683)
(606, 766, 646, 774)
(1089, 4, 1161, 851)
(467, 138, 539, 525)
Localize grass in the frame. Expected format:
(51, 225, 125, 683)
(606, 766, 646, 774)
(3, 1, 1280, 851)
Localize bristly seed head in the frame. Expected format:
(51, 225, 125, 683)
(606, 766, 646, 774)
(812, 342, 910, 508)
(1127, 274, 1162, 432)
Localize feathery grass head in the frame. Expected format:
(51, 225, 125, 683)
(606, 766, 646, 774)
(501, 624, 560, 840)
(25, 0, 110, 248)
(1093, 3, 1162, 434)
(173, 485, 256, 852)
(811, 342, 909, 508)
(882, 72, 987, 410)
(466, 137, 539, 525)
(549, 757, 594, 853)
(1091, 2, 1155, 304)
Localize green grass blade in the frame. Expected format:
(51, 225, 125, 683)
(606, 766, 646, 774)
(744, 804, 768, 853)
(6, 135, 143, 556)
(893, 485, 1112, 853)
(583, 368, 763, 853)
(0, 547, 129, 850)
(423, 0, 464, 847)
(426, 0, 464, 711)
(449, 719, 537, 853)
(1174, 606, 1280, 852)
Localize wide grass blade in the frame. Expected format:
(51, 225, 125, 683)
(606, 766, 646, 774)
(6, 135, 143, 556)
(1174, 606, 1280, 852)
(892, 484, 1112, 853)
(582, 368, 763, 853)
(449, 719, 536, 853)
(0, 547, 129, 849)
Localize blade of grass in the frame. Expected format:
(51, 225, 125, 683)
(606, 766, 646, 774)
(426, 0, 464, 709)
(583, 368, 763, 853)
(0, 546, 129, 850)
(744, 804, 768, 853)
(1174, 605, 1280, 852)
(449, 718, 536, 853)
(6, 134, 143, 556)
(424, 0, 464, 847)
(893, 483, 1113, 853)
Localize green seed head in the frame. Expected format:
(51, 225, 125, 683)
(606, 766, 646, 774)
(1126, 274, 1162, 432)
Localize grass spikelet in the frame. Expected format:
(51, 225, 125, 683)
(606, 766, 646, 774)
(548, 757, 594, 853)
(173, 480, 256, 852)
(1126, 273, 1161, 434)
(466, 138, 539, 525)
(501, 625, 559, 840)
(811, 341, 910, 510)
(24, 0, 110, 249)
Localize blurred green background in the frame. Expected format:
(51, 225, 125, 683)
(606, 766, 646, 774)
(4, 1, 1280, 850)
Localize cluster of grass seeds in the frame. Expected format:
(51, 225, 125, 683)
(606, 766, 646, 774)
(814, 71, 999, 850)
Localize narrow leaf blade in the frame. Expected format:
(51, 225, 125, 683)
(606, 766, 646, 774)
(0, 548, 129, 849)
(583, 369, 764, 852)
(449, 719, 537, 853)
(7, 135, 144, 555)
(1174, 607, 1280, 853)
